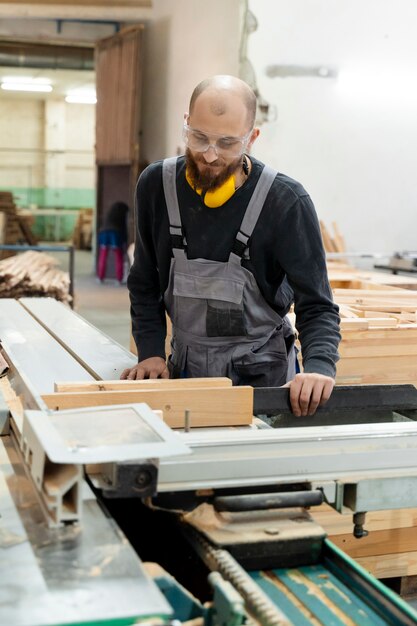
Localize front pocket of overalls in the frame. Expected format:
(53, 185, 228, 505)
(206, 301, 245, 336)
(232, 328, 287, 387)
(173, 273, 245, 337)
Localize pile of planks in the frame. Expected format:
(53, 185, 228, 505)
(312, 503, 417, 583)
(320, 220, 346, 257)
(325, 270, 417, 387)
(72, 208, 93, 250)
(0, 251, 70, 304)
(0, 192, 37, 259)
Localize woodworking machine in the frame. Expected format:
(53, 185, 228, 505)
(1, 297, 417, 626)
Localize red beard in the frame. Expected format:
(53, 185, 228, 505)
(185, 148, 242, 196)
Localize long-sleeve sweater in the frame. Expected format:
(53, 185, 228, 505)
(127, 155, 341, 377)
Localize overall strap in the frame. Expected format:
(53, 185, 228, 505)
(231, 164, 277, 262)
(162, 157, 187, 259)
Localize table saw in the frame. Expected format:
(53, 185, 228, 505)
(1, 297, 417, 626)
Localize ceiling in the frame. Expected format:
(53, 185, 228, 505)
(0, 2, 152, 99)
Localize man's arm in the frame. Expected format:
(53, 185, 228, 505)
(278, 193, 341, 415)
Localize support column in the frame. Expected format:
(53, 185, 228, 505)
(43, 99, 66, 208)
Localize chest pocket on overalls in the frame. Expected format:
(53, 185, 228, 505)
(173, 272, 246, 337)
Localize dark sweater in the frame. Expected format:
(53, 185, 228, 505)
(128, 155, 340, 377)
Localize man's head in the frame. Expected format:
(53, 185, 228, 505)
(184, 75, 260, 194)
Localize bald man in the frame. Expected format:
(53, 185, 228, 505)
(123, 76, 341, 417)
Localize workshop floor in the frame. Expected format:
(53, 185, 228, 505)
(71, 249, 132, 351)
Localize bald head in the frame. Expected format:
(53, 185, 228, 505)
(189, 75, 257, 132)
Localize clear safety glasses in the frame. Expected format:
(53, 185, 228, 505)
(182, 123, 252, 158)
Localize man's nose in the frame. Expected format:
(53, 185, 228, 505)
(202, 144, 218, 163)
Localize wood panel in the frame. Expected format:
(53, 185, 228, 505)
(95, 26, 144, 164)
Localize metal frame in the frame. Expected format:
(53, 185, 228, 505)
(157, 422, 417, 511)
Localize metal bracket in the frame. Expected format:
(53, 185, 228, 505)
(21, 416, 82, 528)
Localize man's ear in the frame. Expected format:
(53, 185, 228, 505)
(184, 112, 189, 122)
(247, 127, 260, 151)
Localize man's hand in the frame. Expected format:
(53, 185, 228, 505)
(283, 373, 335, 416)
(120, 357, 169, 380)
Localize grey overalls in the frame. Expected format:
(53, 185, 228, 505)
(162, 157, 296, 388)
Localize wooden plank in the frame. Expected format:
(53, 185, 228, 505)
(312, 504, 417, 535)
(330, 527, 417, 559)
(355, 551, 417, 579)
(41, 386, 254, 428)
(336, 357, 417, 385)
(54, 377, 233, 392)
(339, 339, 417, 358)
(340, 319, 370, 330)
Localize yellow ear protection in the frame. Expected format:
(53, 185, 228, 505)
(185, 169, 237, 208)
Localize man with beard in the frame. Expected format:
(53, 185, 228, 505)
(122, 75, 340, 416)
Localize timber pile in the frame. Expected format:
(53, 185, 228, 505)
(320, 220, 346, 257)
(329, 278, 417, 387)
(312, 504, 417, 581)
(72, 209, 93, 250)
(0, 251, 70, 304)
(0, 191, 37, 259)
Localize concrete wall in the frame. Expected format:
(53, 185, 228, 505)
(247, 0, 417, 256)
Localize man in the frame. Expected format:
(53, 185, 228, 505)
(122, 75, 341, 417)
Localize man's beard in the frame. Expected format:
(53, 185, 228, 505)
(186, 148, 242, 197)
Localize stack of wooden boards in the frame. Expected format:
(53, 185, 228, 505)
(72, 208, 93, 250)
(0, 251, 70, 303)
(312, 503, 417, 585)
(0, 191, 37, 258)
(323, 264, 417, 387)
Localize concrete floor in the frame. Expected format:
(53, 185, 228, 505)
(71, 249, 132, 351)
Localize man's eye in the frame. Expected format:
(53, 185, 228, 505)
(192, 132, 208, 142)
(218, 138, 239, 148)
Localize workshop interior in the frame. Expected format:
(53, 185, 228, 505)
(1, 2, 417, 626)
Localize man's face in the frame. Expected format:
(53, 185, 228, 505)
(185, 90, 254, 195)
(185, 148, 242, 195)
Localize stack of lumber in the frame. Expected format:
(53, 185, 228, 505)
(0, 251, 70, 304)
(72, 208, 93, 250)
(312, 504, 417, 581)
(320, 220, 346, 257)
(330, 281, 417, 386)
(0, 191, 37, 259)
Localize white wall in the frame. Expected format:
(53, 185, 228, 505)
(141, 0, 242, 163)
(0, 99, 44, 191)
(247, 0, 417, 255)
(0, 95, 95, 205)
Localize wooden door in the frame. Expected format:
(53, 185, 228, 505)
(95, 25, 144, 247)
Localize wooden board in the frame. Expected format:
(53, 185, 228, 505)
(41, 386, 254, 429)
(54, 377, 233, 392)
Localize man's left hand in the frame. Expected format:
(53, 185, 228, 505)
(283, 373, 335, 416)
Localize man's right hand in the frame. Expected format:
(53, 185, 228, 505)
(120, 357, 169, 380)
